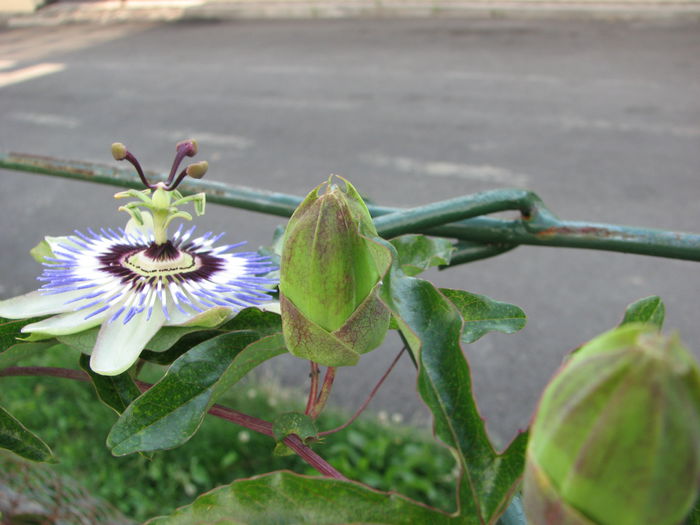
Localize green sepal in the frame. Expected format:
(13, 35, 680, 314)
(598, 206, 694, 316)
(620, 295, 665, 329)
(281, 281, 391, 367)
(281, 177, 381, 332)
(280, 178, 393, 365)
(29, 238, 55, 264)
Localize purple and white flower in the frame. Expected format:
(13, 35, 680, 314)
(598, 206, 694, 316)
(0, 140, 278, 375)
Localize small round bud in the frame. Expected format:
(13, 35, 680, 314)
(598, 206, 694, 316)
(111, 142, 128, 161)
(186, 161, 208, 179)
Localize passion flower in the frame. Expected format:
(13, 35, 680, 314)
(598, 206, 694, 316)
(524, 323, 700, 525)
(0, 141, 277, 376)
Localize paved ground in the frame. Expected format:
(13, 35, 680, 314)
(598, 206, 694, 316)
(0, 17, 698, 445)
(4, 0, 700, 26)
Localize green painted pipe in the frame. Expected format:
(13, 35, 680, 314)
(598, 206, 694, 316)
(2, 153, 699, 264)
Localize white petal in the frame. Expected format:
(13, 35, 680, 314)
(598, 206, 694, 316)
(0, 290, 90, 319)
(258, 301, 281, 315)
(90, 307, 165, 376)
(21, 308, 107, 336)
(165, 305, 232, 327)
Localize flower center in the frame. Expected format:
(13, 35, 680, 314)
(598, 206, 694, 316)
(122, 245, 199, 278)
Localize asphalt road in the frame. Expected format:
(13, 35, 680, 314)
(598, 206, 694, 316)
(0, 17, 698, 445)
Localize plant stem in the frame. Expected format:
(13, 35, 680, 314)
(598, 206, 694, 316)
(305, 362, 320, 416)
(0, 366, 86, 382)
(0, 366, 347, 481)
(309, 367, 336, 419)
(319, 347, 405, 437)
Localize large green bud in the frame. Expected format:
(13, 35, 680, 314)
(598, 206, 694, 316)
(280, 176, 392, 366)
(524, 324, 700, 525)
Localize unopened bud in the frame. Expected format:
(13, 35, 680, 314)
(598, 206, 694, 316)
(280, 176, 392, 366)
(524, 324, 700, 525)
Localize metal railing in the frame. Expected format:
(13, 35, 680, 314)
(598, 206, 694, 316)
(2, 152, 699, 266)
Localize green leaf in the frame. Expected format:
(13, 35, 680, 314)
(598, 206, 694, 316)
(107, 332, 287, 455)
(56, 326, 99, 354)
(79, 354, 141, 415)
(440, 289, 527, 344)
(272, 412, 318, 456)
(219, 308, 281, 336)
(0, 316, 48, 353)
(146, 325, 222, 353)
(0, 342, 54, 369)
(0, 405, 55, 462)
(141, 308, 283, 365)
(621, 296, 665, 330)
(686, 495, 700, 525)
(390, 234, 455, 276)
(378, 240, 526, 524)
(140, 329, 223, 365)
(145, 471, 456, 524)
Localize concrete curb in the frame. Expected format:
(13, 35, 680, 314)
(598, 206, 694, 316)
(4, 0, 700, 26)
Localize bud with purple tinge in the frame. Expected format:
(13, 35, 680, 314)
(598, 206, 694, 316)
(524, 323, 700, 525)
(280, 176, 392, 367)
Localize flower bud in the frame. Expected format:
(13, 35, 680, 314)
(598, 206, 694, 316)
(280, 176, 392, 366)
(524, 324, 700, 525)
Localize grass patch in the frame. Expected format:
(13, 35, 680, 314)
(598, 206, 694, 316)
(1, 347, 456, 522)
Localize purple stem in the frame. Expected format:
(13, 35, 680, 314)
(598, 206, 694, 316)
(0, 366, 346, 481)
(319, 347, 405, 437)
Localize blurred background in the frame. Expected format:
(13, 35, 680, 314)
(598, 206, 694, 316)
(0, 4, 698, 520)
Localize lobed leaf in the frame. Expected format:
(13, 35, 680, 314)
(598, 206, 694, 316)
(0, 405, 55, 462)
(146, 470, 456, 524)
(390, 234, 455, 276)
(440, 289, 527, 344)
(106, 331, 287, 455)
(378, 239, 526, 524)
